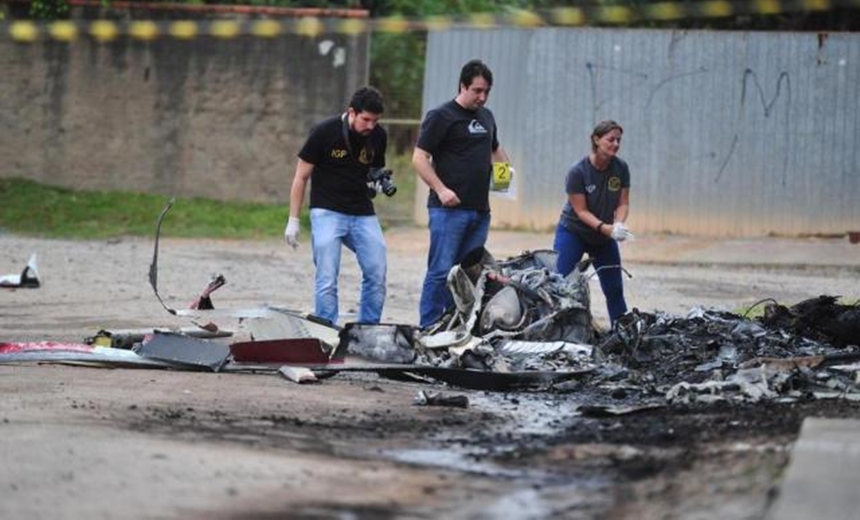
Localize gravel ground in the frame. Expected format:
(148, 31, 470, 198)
(1, 229, 858, 519)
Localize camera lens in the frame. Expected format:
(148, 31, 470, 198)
(382, 180, 397, 197)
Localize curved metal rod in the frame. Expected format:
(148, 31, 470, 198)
(587, 264, 633, 280)
(148, 197, 177, 316)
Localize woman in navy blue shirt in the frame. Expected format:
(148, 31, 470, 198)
(554, 120, 633, 326)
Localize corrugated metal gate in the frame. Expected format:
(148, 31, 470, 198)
(418, 28, 859, 237)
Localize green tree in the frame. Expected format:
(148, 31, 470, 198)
(30, 0, 69, 19)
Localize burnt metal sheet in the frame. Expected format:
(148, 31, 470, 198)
(135, 332, 231, 372)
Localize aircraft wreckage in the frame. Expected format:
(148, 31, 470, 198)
(1, 200, 859, 405)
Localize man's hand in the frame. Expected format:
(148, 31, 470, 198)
(611, 222, 634, 242)
(437, 187, 461, 207)
(284, 217, 301, 249)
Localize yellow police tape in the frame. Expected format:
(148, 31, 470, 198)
(2, 0, 857, 42)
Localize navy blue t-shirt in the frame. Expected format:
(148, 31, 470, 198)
(558, 156, 631, 244)
(299, 114, 387, 216)
(416, 100, 499, 211)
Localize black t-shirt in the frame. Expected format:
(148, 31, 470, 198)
(558, 156, 631, 245)
(416, 100, 499, 211)
(298, 114, 387, 216)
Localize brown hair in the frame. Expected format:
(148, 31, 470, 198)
(591, 120, 623, 151)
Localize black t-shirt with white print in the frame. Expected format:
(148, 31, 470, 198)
(416, 100, 499, 211)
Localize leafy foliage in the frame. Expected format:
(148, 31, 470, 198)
(29, 0, 70, 19)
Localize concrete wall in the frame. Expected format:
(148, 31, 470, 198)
(419, 28, 860, 237)
(0, 14, 368, 203)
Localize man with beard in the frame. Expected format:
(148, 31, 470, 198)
(285, 87, 388, 325)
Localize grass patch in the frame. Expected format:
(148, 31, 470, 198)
(0, 178, 290, 240)
(0, 156, 417, 240)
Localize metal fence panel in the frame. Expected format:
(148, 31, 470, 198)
(420, 28, 859, 237)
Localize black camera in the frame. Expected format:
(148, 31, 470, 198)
(367, 167, 397, 198)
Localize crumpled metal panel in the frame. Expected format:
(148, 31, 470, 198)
(338, 323, 417, 364)
(135, 332, 231, 372)
(431, 248, 594, 345)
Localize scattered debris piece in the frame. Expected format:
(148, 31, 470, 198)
(230, 338, 339, 365)
(595, 302, 859, 404)
(577, 403, 664, 417)
(135, 332, 231, 372)
(666, 367, 780, 404)
(414, 390, 469, 408)
(85, 327, 232, 349)
(190, 274, 226, 310)
(1, 341, 96, 354)
(148, 198, 177, 314)
(424, 248, 595, 346)
(339, 323, 417, 364)
(278, 365, 318, 384)
(758, 295, 860, 347)
(0, 342, 182, 369)
(241, 307, 341, 344)
(0, 253, 40, 289)
(740, 351, 860, 371)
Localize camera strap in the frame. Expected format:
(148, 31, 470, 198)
(340, 112, 354, 158)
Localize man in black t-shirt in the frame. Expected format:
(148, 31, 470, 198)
(284, 87, 388, 324)
(412, 59, 512, 328)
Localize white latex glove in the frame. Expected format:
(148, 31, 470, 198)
(284, 216, 301, 250)
(611, 222, 634, 242)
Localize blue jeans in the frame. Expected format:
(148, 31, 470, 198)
(310, 208, 387, 324)
(419, 208, 490, 327)
(553, 224, 628, 323)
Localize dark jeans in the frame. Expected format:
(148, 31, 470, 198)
(553, 224, 628, 323)
(419, 208, 490, 328)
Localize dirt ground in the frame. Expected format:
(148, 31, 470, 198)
(1, 229, 859, 519)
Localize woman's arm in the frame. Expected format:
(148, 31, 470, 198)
(614, 188, 630, 224)
(571, 193, 610, 237)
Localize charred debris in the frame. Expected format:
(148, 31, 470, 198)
(3, 246, 857, 408)
(1, 199, 858, 408)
